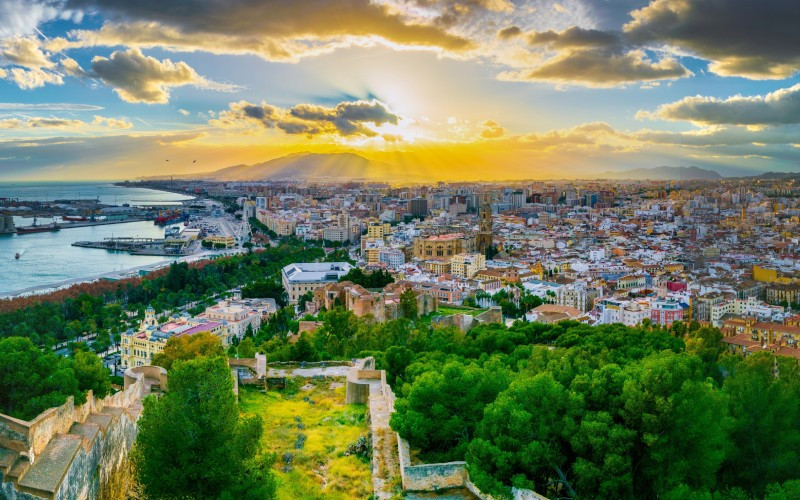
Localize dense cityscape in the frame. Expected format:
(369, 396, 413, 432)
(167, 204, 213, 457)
(2, 175, 800, 499)
(4, 0, 800, 498)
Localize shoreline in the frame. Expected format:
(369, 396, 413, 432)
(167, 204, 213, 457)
(0, 248, 243, 299)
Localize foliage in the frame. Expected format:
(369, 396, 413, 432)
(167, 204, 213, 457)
(133, 356, 275, 499)
(237, 337, 257, 358)
(390, 359, 512, 462)
(338, 268, 394, 288)
(152, 331, 225, 370)
(0, 336, 82, 419)
(72, 349, 112, 399)
(241, 280, 287, 307)
(238, 380, 370, 499)
(399, 289, 418, 320)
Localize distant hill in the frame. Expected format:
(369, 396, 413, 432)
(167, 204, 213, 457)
(749, 171, 800, 179)
(188, 152, 406, 181)
(594, 166, 723, 181)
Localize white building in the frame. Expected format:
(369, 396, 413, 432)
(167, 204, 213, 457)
(281, 262, 354, 303)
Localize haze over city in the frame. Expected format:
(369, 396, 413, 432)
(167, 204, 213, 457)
(2, 0, 800, 181)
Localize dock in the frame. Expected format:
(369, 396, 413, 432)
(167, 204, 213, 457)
(72, 236, 190, 256)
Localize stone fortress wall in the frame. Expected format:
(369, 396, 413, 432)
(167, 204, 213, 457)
(0, 366, 167, 500)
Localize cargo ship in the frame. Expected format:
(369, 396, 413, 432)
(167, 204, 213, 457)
(154, 211, 184, 226)
(16, 217, 61, 234)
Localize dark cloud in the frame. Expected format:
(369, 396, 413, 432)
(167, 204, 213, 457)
(640, 84, 800, 126)
(59, 0, 473, 60)
(527, 26, 620, 48)
(497, 26, 522, 40)
(625, 0, 800, 78)
(499, 25, 690, 86)
(213, 99, 399, 138)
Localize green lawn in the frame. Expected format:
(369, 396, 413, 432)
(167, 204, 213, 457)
(238, 380, 371, 499)
(418, 305, 487, 325)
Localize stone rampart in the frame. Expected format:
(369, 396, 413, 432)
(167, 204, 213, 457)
(0, 365, 165, 499)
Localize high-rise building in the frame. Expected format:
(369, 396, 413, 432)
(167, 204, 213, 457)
(408, 197, 428, 217)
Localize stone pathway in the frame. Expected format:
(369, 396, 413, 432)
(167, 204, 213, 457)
(367, 380, 401, 499)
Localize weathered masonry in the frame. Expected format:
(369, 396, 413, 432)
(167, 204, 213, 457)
(0, 366, 166, 500)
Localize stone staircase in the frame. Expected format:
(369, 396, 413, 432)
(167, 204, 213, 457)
(0, 406, 130, 499)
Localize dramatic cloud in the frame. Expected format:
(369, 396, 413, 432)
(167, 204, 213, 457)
(1, 36, 53, 68)
(55, 0, 473, 62)
(625, 0, 800, 79)
(0, 36, 66, 89)
(67, 48, 239, 103)
(213, 99, 399, 138)
(638, 84, 800, 126)
(498, 26, 691, 87)
(480, 119, 505, 139)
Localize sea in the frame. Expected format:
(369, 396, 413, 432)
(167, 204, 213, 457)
(0, 182, 195, 297)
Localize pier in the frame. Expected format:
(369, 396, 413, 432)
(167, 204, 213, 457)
(72, 236, 190, 256)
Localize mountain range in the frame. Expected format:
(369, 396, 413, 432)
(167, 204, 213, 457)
(147, 153, 733, 182)
(593, 166, 723, 180)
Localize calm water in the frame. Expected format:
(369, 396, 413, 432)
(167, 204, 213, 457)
(0, 183, 195, 296)
(0, 181, 193, 206)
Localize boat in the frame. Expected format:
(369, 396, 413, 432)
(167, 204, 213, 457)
(63, 215, 88, 222)
(154, 211, 184, 226)
(16, 217, 61, 234)
(15, 253, 20, 259)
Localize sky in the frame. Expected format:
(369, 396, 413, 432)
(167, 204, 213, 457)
(0, 0, 799, 181)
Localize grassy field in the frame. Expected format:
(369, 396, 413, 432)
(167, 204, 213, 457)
(239, 379, 372, 499)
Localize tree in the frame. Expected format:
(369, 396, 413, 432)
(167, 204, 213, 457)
(313, 308, 359, 358)
(237, 337, 256, 358)
(0, 337, 81, 420)
(384, 345, 415, 386)
(468, 373, 573, 497)
(152, 332, 225, 370)
(297, 291, 314, 313)
(133, 356, 275, 499)
(290, 333, 317, 361)
(390, 360, 512, 462)
(339, 268, 394, 288)
(71, 349, 111, 399)
(399, 289, 418, 320)
(720, 352, 800, 497)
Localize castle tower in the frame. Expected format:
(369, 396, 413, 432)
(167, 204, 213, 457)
(476, 198, 493, 253)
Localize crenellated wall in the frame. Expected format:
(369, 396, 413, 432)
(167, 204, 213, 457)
(0, 365, 166, 499)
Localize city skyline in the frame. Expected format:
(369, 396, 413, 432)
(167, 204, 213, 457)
(1, 0, 800, 181)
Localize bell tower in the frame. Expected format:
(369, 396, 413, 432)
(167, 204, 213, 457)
(476, 197, 493, 253)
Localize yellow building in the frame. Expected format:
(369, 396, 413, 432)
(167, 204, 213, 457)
(423, 260, 452, 275)
(450, 253, 486, 279)
(367, 222, 392, 239)
(413, 233, 475, 260)
(753, 265, 778, 283)
(121, 307, 229, 369)
(205, 235, 236, 248)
